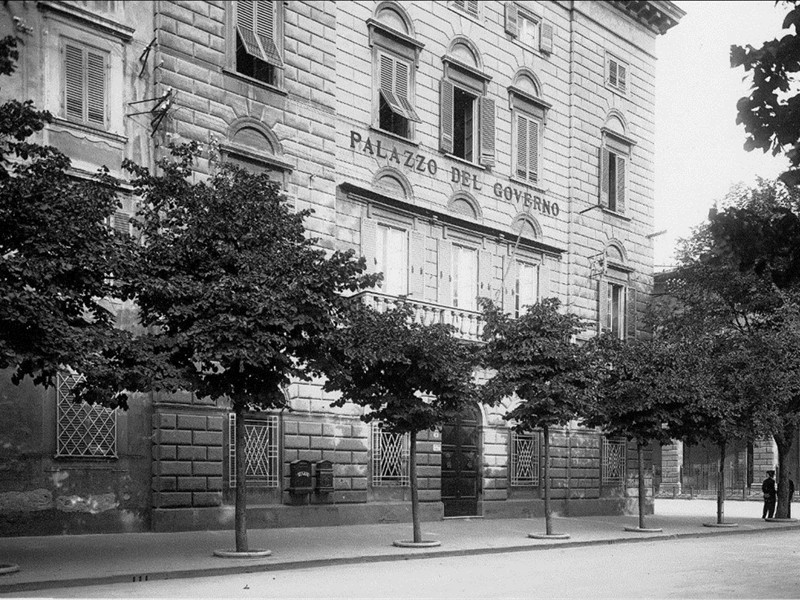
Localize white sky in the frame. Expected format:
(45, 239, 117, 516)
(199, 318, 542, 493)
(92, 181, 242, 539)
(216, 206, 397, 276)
(654, 0, 790, 268)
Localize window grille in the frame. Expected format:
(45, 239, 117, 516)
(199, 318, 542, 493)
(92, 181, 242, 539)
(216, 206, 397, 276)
(602, 437, 627, 484)
(371, 423, 409, 486)
(510, 431, 539, 486)
(56, 373, 117, 458)
(228, 413, 279, 487)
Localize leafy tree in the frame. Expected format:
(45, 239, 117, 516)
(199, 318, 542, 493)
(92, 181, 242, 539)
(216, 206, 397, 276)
(479, 298, 591, 537)
(0, 34, 138, 403)
(731, 1, 800, 186)
(323, 301, 478, 545)
(125, 149, 376, 553)
(584, 334, 692, 531)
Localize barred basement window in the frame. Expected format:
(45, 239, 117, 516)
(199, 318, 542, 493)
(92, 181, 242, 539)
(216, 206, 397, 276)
(56, 373, 117, 458)
(371, 423, 409, 486)
(510, 431, 539, 486)
(602, 437, 627, 485)
(228, 413, 279, 487)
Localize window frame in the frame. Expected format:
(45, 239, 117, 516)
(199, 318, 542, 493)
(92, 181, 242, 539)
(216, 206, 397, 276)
(451, 0, 481, 19)
(515, 259, 540, 318)
(371, 422, 410, 487)
(452, 242, 479, 311)
(375, 222, 409, 296)
(599, 132, 632, 215)
(516, 8, 540, 50)
(598, 265, 636, 340)
(510, 430, 540, 487)
(227, 1, 285, 90)
(61, 37, 108, 129)
(605, 52, 629, 96)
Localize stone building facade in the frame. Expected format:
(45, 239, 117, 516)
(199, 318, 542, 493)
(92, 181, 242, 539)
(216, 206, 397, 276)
(0, 0, 683, 536)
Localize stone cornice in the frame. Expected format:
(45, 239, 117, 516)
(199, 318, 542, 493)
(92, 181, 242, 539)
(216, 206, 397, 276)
(608, 1, 685, 35)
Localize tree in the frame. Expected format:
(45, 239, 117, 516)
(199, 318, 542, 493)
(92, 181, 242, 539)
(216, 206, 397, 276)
(0, 34, 138, 403)
(126, 148, 376, 553)
(731, 1, 800, 186)
(323, 301, 477, 546)
(585, 334, 692, 532)
(479, 298, 591, 538)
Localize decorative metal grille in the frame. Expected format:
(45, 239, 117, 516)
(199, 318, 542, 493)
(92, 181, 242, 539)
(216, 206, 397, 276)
(602, 437, 627, 484)
(510, 431, 539, 486)
(56, 373, 117, 458)
(371, 423, 409, 486)
(228, 413, 279, 488)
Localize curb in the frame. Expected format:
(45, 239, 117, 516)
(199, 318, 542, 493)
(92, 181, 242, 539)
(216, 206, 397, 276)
(1, 522, 799, 594)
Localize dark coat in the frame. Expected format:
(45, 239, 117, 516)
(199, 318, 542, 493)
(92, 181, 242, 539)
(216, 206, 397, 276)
(762, 477, 777, 497)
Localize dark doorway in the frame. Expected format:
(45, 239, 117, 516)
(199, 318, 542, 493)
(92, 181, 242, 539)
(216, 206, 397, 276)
(441, 404, 481, 517)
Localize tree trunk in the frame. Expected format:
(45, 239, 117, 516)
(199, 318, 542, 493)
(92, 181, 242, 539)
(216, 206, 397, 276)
(637, 441, 646, 530)
(410, 430, 421, 543)
(544, 425, 552, 536)
(775, 427, 794, 519)
(717, 440, 726, 525)
(234, 404, 249, 552)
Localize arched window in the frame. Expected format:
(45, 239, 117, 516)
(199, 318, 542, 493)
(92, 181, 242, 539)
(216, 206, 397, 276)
(509, 70, 551, 185)
(599, 111, 636, 214)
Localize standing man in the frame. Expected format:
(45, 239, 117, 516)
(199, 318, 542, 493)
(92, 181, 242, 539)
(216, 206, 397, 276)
(788, 477, 795, 519)
(762, 470, 777, 519)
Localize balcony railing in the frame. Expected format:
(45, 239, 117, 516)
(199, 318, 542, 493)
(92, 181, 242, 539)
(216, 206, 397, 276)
(354, 291, 484, 342)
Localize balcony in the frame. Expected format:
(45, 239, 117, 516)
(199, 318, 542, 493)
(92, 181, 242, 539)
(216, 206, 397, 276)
(354, 291, 484, 342)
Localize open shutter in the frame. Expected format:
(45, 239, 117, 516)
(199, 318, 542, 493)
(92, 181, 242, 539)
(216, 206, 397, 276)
(616, 155, 627, 214)
(438, 238, 453, 306)
(361, 217, 378, 281)
(439, 79, 454, 154)
(515, 114, 528, 179)
(409, 231, 426, 299)
(394, 59, 421, 122)
(505, 2, 519, 36)
(598, 280, 609, 333)
(539, 260, 551, 300)
(255, 0, 283, 65)
(626, 285, 637, 339)
(528, 118, 539, 182)
(479, 96, 496, 168)
(64, 44, 84, 121)
(503, 256, 518, 314)
(540, 22, 554, 54)
(236, 1, 265, 60)
(380, 54, 400, 108)
(478, 249, 493, 303)
(599, 147, 610, 208)
(86, 51, 105, 126)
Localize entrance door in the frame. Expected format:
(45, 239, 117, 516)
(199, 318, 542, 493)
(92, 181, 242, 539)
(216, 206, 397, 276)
(441, 404, 480, 517)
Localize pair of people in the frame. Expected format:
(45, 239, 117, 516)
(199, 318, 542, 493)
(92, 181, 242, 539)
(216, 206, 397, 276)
(762, 470, 795, 519)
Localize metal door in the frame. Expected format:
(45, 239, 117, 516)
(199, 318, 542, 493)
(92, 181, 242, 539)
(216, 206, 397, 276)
(441, 404, 481, 517)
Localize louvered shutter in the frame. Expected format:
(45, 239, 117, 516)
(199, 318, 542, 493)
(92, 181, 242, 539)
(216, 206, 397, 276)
(528, 118, 539, 182)
(86, 51, 105, 126)
(361, 217, 378, 283)
(467, 1, 479, 16)
(599, 147, 610, 208)
(478, 249, 493, 303)
(505, 2, 519, 36)
(503, 256, 518, 314)
(255, 0, 283, 66)
(539, 260, 551, 300)
(113, 212, 130, 235)
(515, 114, 528, 179)
(598, 280, 609, 333)
(540, 22, 554, 53)
(440, 79, 454, 154)
(380, 54, 400, 109)
(479, 96, 496, 168)
(438, 239, 453, 306)
(608, 59, 618, 88)
(617, 63, 627, 92)
(394, 58, 421, 122)
(616, 155, 627, 214)
(626, 286, 637, 339)
(64, 44, 84, 122)
(409, 231, 426, 299)
(236, 1, 265, 60)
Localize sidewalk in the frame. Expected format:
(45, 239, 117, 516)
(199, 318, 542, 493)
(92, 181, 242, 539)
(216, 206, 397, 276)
(1, 499, 797, 594)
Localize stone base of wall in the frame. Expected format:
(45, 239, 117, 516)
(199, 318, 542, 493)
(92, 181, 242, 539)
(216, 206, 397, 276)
(481, 497, 652, 520)
(152, 500, 444, 532)
(0, 508, 148, 537)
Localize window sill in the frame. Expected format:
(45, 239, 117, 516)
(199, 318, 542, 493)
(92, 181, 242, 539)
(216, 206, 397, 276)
(444, 153, 488, 171)
(605, 83, 629, 98)
(51, 117, 127, 145)
(222, 68, 288, 97)
(369, 126, 419, 148)
(509, 175, 546, 192)
(600, 206, 631, 221)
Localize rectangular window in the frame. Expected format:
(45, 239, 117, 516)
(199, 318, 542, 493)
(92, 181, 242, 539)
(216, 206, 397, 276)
(235, 0, 283, 86)
(602, 437, 627, 485)
(607, 55, 628, 94)
(510, 431, 540, 486)
(518, 11, 539, 48)
(376, 224, 408, 296)
(63, 42, 106, 127)
(608, 282, 625, 339)
(453, 0, 480, 17)
(453, 87, 477, 162)
(514, 113, 541, 183)
(377, 51, 419, 139)
(600, 146, 627, 213)
(372, 423, 409, 486)
(452, 244, 478, 310)
(515, 261, 539, 318)
(56, 373, 117, 458)
(228, 413, 279, 488)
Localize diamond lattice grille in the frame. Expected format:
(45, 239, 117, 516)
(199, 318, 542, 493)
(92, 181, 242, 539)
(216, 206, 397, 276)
(228, 414, 279, 487)
(56, 373, 117, 458)
(372, 423, 409, 486)
(510, 431, 539, 486)
(602, 437, 627, 484)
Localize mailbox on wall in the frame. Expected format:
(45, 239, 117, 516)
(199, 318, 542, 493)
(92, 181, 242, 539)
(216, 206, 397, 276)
(289, 459, 313, 493)
(316, 460, 334, 493)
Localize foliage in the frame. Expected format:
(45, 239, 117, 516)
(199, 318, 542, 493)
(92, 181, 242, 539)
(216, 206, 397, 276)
(730, 1, 800, 186)
(125, 146, 377, 411)
(0, 34, 138, 402)
(323, 301, 477, 434)
(479, 297, 590, 431)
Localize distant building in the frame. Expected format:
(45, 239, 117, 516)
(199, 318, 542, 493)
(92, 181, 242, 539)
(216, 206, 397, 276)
(0, 0, 683, 535)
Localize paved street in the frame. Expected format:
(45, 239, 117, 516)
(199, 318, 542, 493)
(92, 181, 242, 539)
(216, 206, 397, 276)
(12, 528, 800, 599)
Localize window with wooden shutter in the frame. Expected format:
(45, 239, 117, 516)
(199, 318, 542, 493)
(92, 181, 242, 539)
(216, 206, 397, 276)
(440, 79, 455, 154)
(378, 52, 420, 137)
(63, 42, 106, 127)
(540, 23, 554, 53)
(607, 55, 629, 94)
(599, 144, 628, 213)
(453, 0, 479, 17)
(235, 1, 283, 85)
(514, 113, 540, 183)
(505, 2, 519, 36)
(479, 96, 495, 168)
